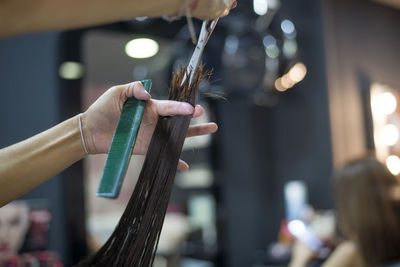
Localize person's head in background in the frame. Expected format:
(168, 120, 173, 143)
(333, 157, 400, 266)
(0, 202, 30, 259)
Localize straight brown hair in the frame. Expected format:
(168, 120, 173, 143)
(77, 65, 208, 267)
(333, 157, 400, 266)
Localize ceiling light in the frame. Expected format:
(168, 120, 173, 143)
(59, 61, 84, 80)
(274, 78, 287, 92)
(281, 74, 295, 88)
(125, 38, 159, 59)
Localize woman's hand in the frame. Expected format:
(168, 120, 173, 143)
(190, 0, 237, 20)
(81, 82, 218, 170)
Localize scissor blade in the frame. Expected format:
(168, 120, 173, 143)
(182, 19, 219, 85)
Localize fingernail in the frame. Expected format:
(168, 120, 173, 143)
(180, 102, 194, 113)
(142, 90, 151, 99)
(212, 122, 219, 131)
(192, 104, 203, 118)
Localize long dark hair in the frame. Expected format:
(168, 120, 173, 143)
(333, 157, 400, 266)
(77, 65, 208, 267)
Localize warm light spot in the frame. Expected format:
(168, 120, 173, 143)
(281, 74, 295, 88)
(387, 155, 400, 175)
(288, 62, 307, 83)
(374, 92, 397, 115)
(275, 78, 287, 92)
(381, 124, 399, 146)
(275, 62, 307, 92)
(125, 38, 159, 59)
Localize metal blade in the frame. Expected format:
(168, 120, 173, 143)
(182, 19, 219, 85)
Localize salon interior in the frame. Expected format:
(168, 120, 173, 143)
(1, 0, 400, 266)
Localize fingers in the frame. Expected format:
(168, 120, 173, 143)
(153, 101, 204, 118)
(173, 124, 220, 171)
(192, 0, 236, 20)
(193, 105, 204, 118)
(119, 83, 204, 118)
(187, 122, 218, 137)
(178, 159, 189, 171)
(124, 81, 151, 101)
(154, 100, 194, 116)
(177, 124, 219, 170)
(231, 0, 237, 9)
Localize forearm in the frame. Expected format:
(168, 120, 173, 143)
(0, 115, 86, 207)
(0, 0, 182, 37)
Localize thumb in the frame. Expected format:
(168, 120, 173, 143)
(122, 81, 151, 101)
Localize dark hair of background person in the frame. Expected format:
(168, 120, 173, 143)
(333, 157, 400, 266)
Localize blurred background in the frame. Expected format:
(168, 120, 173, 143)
(1, 0, 400, 266)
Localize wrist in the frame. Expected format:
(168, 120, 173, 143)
(78, 114, 89, 154)
(79, 112, 95, 154)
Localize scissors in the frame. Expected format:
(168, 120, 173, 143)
(97, 19, 219, 199)
(182, 18, 219, 85)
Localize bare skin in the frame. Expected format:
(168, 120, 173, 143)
(289, 240, 365, 267)
(0, 82, 218, 207)
(0, 0, 236, 37)
(0, 0, 232, 207)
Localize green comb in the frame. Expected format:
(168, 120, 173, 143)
(97, 79, 152, 198)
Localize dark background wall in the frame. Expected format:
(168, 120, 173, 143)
(0, 33, 69, 262)
(218, 0, 400, 265)
(217, 0, 333, 266)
